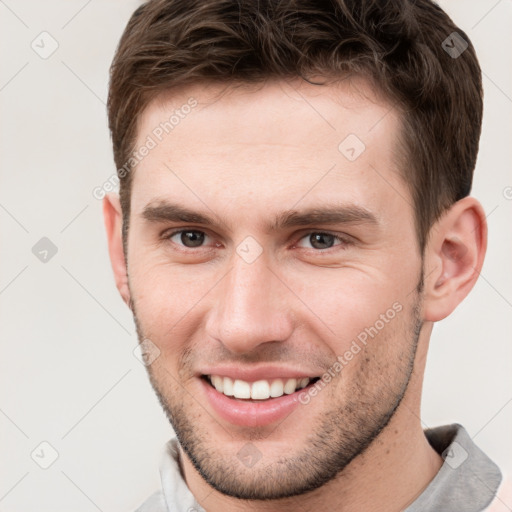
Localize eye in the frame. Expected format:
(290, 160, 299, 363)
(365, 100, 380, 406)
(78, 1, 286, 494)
(168, 229, 210, 248)
(296, 232, 347, 250)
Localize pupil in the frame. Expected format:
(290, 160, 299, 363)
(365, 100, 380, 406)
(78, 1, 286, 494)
(310, 233, 334, 249)
(181, 231, 204, 247)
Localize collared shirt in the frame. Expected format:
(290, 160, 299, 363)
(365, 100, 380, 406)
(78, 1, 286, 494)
(136, 423, 506, 512)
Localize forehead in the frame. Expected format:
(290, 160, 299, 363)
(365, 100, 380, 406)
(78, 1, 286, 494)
(138, 77, 398, 150)
(130, 78, 409, 225)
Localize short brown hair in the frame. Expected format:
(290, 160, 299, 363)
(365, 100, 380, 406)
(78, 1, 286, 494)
(108, 0, 483, 253)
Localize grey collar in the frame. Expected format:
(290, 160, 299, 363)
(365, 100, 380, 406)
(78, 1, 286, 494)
(141, 424, 501, 512)
(405, 423, 502, 511)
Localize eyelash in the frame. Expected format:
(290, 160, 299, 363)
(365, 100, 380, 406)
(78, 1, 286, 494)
(162, 229, 353, 251)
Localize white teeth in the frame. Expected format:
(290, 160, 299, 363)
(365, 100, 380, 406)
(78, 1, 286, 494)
(283, 378, 297, 394)
(223, 376, 234, 396)
(251, 380, 270, 400)
(233, 379, 251, 399)
(269, 379, 284, 397)
(208, 376, 312, 400)
(298, 377, 309, 389)
(211, 375, 224, 393)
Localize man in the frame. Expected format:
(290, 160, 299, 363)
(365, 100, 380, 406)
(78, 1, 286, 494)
(103, 0, 510, 510)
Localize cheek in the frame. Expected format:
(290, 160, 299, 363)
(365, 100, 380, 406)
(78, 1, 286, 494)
(320, 303, 415, 398)
(130, 245, 215, 304)
(128, 257, 216, 346)
(287, 266, 408, 346)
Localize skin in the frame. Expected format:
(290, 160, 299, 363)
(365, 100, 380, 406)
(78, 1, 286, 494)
(104, 78, 487, 511)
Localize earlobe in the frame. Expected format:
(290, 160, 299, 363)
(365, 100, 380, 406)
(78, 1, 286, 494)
(422, 197, 487, 322)
(103, 193, 131, 307)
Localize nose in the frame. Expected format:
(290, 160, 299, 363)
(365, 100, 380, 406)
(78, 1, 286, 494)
(205, 254, 294, 354)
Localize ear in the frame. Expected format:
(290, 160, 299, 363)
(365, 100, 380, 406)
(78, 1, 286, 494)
(103, 193, 131, 307)
(423, 196, 487, 322)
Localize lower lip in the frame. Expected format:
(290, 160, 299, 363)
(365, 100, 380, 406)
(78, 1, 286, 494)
(200, 378, 312, 427)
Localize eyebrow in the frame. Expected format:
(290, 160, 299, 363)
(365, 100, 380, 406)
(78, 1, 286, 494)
(141, 201, 379, 231)
(142, 202, 213, 225)
(270, 206, 378, 230)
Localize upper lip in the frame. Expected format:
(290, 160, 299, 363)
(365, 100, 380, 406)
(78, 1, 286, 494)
(199, 365, 320, 383)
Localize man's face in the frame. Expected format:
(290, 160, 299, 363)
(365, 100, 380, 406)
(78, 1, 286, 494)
(126, 79, 424, 499)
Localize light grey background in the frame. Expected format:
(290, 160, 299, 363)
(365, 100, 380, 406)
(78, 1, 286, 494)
(0, 1, 511, 511)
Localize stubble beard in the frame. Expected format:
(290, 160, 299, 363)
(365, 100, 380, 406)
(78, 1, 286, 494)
(132, 284, 424, 500)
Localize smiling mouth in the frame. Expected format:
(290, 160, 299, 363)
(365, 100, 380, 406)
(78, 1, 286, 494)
(202, 374, 321, 401)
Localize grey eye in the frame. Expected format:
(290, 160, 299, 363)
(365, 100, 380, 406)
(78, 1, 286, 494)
(172, 230, 206, 247)
(308, 233, 336, 249)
